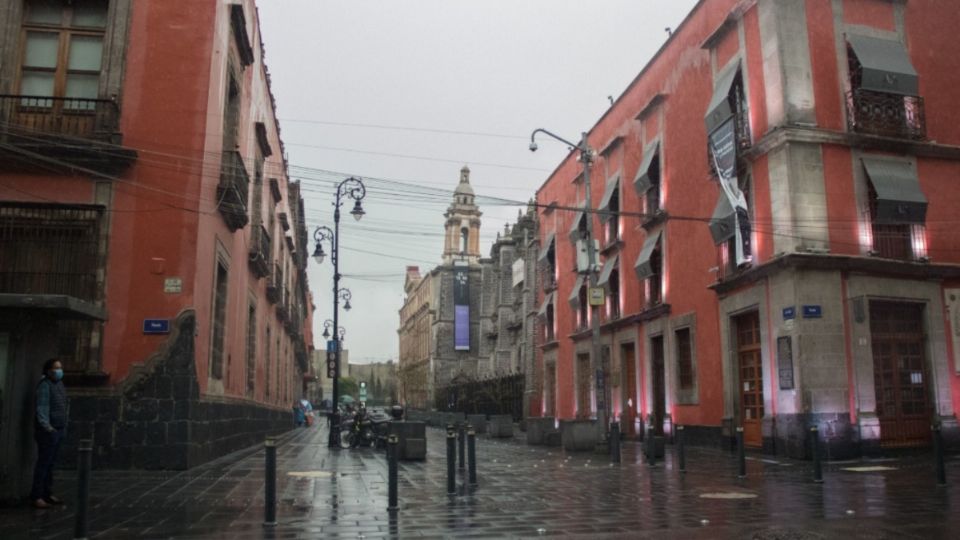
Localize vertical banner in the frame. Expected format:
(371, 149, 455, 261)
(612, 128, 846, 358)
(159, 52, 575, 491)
(709, 117, 752, 266)
(453, 266, 470, 351)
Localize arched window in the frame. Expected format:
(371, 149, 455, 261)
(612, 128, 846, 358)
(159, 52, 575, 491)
(461, 227, 469, 254)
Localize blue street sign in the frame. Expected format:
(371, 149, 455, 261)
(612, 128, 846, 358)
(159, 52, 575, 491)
(327, 340, 337, 353)
(143, 319, 170, 334)
(802, 305, 822, 319)
(782, 306, 796, 320)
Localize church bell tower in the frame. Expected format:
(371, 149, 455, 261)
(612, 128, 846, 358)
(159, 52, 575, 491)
(443, 165, 482, 265)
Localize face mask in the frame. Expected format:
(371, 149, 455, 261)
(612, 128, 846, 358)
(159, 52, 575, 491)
(52, 369, 64, 381)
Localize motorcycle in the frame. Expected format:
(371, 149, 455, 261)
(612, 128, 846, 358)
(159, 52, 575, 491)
(339, 408, 376, 449)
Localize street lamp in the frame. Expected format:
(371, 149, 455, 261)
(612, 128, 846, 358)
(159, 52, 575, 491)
(529, 128, 608, 435)
(322, 319, 334, 339)
(313, 176, 367, 448)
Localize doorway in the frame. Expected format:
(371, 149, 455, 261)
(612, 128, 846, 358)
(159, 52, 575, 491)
(576, 354, 591, 419)
(621, 343, 637, 437)
(870, 301, 930, 447)
(650, 336, 665, 436)
(735, 311, 763, 447)
(544, 362, 556, 417)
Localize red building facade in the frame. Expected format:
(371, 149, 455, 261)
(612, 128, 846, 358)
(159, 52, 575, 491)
(536, 0, 960, 457)
(0, 0, 312, 498)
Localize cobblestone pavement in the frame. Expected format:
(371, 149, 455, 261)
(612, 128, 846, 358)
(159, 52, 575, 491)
(1, 425, 958, 539)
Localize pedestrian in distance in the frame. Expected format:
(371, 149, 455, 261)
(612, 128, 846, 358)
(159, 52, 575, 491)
(31, 358, 69, 509)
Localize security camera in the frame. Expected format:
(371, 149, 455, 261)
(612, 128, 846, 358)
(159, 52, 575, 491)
(529, 141, 538, 152)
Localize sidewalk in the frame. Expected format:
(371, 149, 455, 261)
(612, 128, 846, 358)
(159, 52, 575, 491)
(1, 424, 957, 538)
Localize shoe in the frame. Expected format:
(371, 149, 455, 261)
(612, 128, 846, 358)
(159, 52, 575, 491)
(32, 498, 51, 509)
(45, 495, 64, 505)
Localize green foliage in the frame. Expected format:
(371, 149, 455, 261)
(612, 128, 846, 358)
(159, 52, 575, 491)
(339, 376, 358, 399)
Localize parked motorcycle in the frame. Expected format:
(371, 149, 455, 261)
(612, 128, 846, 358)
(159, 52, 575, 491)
(340, 406, 376, 449)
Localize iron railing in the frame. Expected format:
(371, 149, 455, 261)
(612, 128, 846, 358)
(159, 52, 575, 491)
(217, 150, 250, 231)
(0, 203, 102, 301)
(435, 373, 525, 422)
(249, 224, 271, 278)
(0, 94, 119, 140)
(266, 262, 282, 304)
(872, 223, 912, 260)
(847, 89, 926, 140)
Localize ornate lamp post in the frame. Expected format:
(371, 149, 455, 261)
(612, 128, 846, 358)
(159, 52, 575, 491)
(529, 129, 607, 433)
(313, 177, 366, 448)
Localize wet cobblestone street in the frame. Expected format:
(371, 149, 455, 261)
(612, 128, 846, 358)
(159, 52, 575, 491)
(1, 425, 958, 539)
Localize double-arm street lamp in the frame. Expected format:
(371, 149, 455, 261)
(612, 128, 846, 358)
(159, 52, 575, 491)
(313, 176, 366, 448)
(529, 129, 608, 436)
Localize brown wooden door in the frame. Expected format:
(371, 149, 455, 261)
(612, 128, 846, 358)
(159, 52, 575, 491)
(736, 311, 763, 447)
(622, 343, 637, 437)
(577, 354, 591, 418)
(651, 336, 665, 436)
(870, 301, 930, 448)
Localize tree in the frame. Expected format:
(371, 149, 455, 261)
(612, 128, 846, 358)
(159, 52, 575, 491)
(338, 376, 358, 400)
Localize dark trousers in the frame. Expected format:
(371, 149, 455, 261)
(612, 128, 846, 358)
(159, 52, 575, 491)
(30, 427, 63, 500)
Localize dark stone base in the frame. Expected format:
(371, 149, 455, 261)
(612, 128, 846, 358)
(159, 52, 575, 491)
(677, 425, 723, 448)
(775, 413, 860, 461)
(59, 311, 292, 470)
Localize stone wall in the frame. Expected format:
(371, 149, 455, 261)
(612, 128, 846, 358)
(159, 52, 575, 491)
(61, 310, 291, 470)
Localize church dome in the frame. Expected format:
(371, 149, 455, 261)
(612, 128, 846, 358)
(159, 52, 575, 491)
(454, 165, 475, 196)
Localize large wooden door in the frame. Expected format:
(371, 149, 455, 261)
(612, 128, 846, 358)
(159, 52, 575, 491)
(870, 301, 930, 448)
(736, 311, 763, 447)
(651, 336, 665, 436)
(621, 343, 637, 437)
(576, 354, 591, 418)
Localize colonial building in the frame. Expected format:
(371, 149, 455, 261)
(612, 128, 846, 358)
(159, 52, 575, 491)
(0, 0, 313, 499)
(535, 0, 960, 457)
(398, 167, 540, 412)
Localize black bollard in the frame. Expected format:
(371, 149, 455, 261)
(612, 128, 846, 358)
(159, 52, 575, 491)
(646, 421, 656, 467)
(677, 425, 686, 473)
(458, 423, 466, 470)
(933, 423, 947, 487)
(467, 428, 478, 486)
(387, 434, 399, 510)
(446, 428, 456, 495)
(811, 426, 823, 484)
(264, 438, 277, 527)
(73, 439, 92, 540)
(736, 427, 746, 479)
(610, 421, 621, 464)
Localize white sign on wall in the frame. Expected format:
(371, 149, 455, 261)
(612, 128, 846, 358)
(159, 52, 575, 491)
(512, 259, 524, 287)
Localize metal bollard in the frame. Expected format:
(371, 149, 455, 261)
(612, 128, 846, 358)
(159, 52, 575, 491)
(610, 421, 621, 464)
(73, 439, 92, 540)
(446, 428, 456, 495)
(811, 426, 823, 484)
(387, 434, 399, 510)
(677, 425, 686, 473)
(736, 427, 746, 479)
(264, 438, 277, 527)
(458, 424, 466, 470)
(933, 423, 947, 487)
(646, 421, 656, 467)
(467, 428, 478, 486)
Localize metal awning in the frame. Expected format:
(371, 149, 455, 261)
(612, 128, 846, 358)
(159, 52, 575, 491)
(537, 232, 556, 262)
(568, 275, 585, 309)
(634, 230, 662, 280)
(597, 254, 619, 290)
(597, 174, 620, 222)
(0, 294, 107, 321)
(709, 195, 737, 245)
(568, 208, 587, 242)
(633, 141, 659, 195)
(537, 292, 555, 318)
(847, 35, 919, 96)
(705, 61, 740, 134)
(862, 158, 927, 224)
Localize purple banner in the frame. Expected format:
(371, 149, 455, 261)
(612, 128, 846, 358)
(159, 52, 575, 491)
(454, 305, 470, 350)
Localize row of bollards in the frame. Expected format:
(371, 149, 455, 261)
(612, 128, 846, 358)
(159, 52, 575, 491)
(446, 423, 478, 495)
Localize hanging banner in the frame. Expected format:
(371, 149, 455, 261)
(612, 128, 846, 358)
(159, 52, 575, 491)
(710, 117, 752, 267)
(453, 266, 470, 351)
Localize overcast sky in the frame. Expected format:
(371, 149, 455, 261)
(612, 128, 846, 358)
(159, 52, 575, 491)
(257, 0, 699, 363)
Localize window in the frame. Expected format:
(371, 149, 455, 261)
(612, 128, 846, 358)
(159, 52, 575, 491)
(538, 233, 557, 292)
(634, 142, 661, 216)
(845, 35, 924, 140)
(862, 158, 928, 260)
(608, 266, 620, 320)
(222, 67, 241, 152)
(635, 230, 663, 308)
(246, 301, 256, 395)
(210, 261, 229, 379)
(460, 227, 468, 254)
(546, 304, 555, 342)
(19, 0, 108, 107)
(676, 328, 694, 391)
(647, 246, 662, 307)
(577, 282, 588, 330)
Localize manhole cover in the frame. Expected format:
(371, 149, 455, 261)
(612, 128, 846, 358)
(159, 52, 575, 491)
(287, 471, 334, 478)
(840, 466, 896, 472)
(699, 492, 758, 499)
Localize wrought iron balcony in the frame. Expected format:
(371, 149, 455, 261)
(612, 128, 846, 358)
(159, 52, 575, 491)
(0, 95, 134, 175)
(275, 287, 290, 322)
(847, 88, 926, 140)
(248, 224, 271, 278)
(217, 150, 250, 231)
(265, 262, 282, 304)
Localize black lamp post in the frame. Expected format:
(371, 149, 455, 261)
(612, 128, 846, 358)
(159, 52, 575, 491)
(313, 176, 366, 448)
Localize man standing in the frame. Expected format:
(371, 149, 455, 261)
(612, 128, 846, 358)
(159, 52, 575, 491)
(31, 358, 68, 509)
